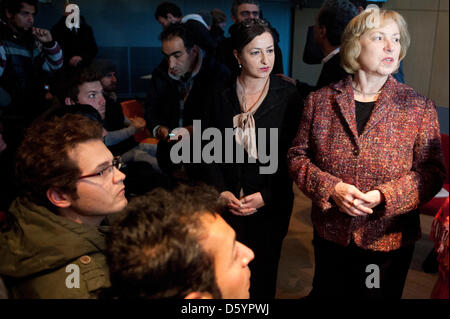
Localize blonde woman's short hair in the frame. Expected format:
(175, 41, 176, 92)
(340, 6, 410, 74)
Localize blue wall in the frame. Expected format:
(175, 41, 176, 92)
(35, 0, 292, 97)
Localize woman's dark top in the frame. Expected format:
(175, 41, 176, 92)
(355, 100, 375, 136)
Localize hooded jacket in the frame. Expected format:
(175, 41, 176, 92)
(0, 198, 110, 298)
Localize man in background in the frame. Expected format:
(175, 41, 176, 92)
(51, 2, 98, 68)
(0, 0, 63, 211)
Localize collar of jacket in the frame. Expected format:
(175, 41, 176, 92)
(0, 197, 109, 278)
(330, 74, 400, 140)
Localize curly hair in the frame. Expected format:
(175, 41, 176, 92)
(15, 114, 104, 210)
(341, 6, 410, 74)
(106, 184, 227, 299)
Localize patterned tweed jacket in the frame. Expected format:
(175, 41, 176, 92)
(287, 75, 446, 251)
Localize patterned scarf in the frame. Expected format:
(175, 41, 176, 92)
(233, 77, 270, 159)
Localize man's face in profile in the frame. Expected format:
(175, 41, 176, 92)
(162, 36, 196, 80)
(200, 214, 254, 299)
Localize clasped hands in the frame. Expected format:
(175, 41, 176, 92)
(331, 181, 384, 217)
(220, 191, 264, 216)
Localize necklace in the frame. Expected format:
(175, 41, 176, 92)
(352, 84, 382, 96)
(238, 77, 270, 112)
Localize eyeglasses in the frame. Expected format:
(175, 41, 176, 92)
(78, 156, 123, 180)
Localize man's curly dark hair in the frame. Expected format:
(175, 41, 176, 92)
(15, 113, 104, 210)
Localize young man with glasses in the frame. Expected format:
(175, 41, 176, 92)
(0, 113, 127, 298)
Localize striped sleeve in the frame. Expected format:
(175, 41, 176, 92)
(42, 41, 63, 72)
(0, 42, 6, 77)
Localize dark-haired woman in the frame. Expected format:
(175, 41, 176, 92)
(203, 19, 303, 298)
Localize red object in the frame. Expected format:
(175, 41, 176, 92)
(420, 134, 449, 216)
(120, 99, 153, 143)
(430, 197, 449, 299)
(0, 211, 5, 223)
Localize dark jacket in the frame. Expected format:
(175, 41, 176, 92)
(103, 95, 137, 156)
(51, 16, 98, 67)
(287, 75, 446, 251)
(0, 198, 111, 298)
(0, 23, 63, 120)
(145, 54, 230, 133)
(203, 75, 303, 210)
(184, 19, 217, 56)
(296, 52, 348, 99)
(315, 52, 348, 90)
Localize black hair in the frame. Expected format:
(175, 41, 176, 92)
(106, 184, 226, 299)
(230, 18, 273, 52)
(318, 0, 359, 46)
(64, 66, 102, 103)
(154, 2, 182, 20)
(159, 22, 195, 51)
(2, 0, 38, 17)
(231, 0, 259, 19)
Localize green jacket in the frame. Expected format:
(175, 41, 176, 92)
(0, 198, 111, 298)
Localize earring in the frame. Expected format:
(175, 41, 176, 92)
(238, 63, 242, 69)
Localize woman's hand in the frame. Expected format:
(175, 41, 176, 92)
(353, 190, 384, 211)
(238, 192, 265, 216)
(220, 191, 264, 216)
(331, 182, 374, 217)
(220, 191, 243, 215)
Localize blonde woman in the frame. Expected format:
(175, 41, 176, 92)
(288, 6, 445, 298)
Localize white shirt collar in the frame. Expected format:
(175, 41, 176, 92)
(322, 47, 340, 64)
(181, 14, 209, 29)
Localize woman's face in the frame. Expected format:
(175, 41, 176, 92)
(235, 32, 274, 79)
(357, 19, 401, 78)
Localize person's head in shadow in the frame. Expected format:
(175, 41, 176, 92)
(106, 184, 254, 299)
(154, 2, 182, 29)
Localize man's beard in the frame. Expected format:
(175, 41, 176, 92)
(12, 24, 33, 38)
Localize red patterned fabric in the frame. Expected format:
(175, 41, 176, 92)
(430, 197, 449, 299)
(288, 75, 446, 251)
(420, 134, 449, 216)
